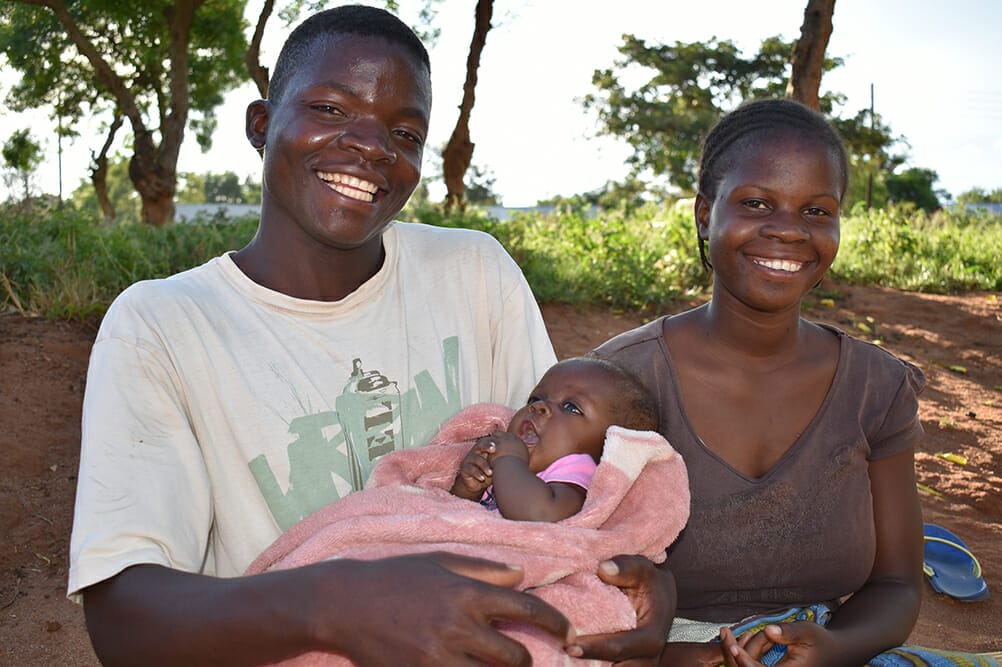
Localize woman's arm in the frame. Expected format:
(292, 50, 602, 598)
(822, 447, 924, 652)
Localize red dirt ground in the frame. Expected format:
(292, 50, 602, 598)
(1, 282, 1000, 664)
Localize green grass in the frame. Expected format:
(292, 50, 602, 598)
(2, 200, 999, 322)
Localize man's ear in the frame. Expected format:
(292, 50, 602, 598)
(695, 193, 711, 239)
(246, 99, 269, 154)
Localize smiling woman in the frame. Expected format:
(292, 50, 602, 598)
(593, 99, 934, 665)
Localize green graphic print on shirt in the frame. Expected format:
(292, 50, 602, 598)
(249, 337, 462, 530)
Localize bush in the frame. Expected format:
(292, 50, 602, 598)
(427, 203, 707, 311)
(2, 201, 999, 321)
(0, 204, 256, 321)
(833, 203, 1002, 292)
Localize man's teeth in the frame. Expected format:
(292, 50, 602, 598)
(317, 171, 378, 202)
(754, 258, 803, 273)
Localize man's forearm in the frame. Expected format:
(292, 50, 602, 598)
(83, 563, 321, 666)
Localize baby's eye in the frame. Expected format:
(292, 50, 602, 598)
(526, 394, 540, 405)
(561, 401, 583, 415)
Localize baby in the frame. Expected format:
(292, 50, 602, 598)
(450, 357, 658, 521)
(245, 355, 688, 664)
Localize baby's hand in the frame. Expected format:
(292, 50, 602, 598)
(486, 430, 529, 462)
(450, 438, 496, 499)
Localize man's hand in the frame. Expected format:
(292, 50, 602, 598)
(326, 552, 576, 666)
(571, 556, 676, 665)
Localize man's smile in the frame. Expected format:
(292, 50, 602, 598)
(316, 171, 380, 202)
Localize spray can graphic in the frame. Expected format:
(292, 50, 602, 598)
(335, 358, 403, 489)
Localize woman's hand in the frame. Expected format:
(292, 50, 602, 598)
(719, 623, 836, 667)
(571, 556, 676, 665)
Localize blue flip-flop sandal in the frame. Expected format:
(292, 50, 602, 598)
(923, 523, 989, 602)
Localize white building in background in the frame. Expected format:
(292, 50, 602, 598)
(174, 202, 259, 223)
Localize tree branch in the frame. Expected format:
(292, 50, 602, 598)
(14, 0, 146, 135)
(246, 0, 275, 98)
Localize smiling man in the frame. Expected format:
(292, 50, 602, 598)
(67, 6, 581, 665)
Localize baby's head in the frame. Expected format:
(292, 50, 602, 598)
(508, 357, 657, 474)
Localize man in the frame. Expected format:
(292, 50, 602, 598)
(69, 6, 671, 664)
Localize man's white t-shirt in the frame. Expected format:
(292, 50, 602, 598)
(68, 222, 556, 599)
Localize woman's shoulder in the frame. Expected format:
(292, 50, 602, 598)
(591, 316, 667, 359)
(815, 321, 926, 394)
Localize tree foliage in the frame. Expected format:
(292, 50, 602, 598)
(581, 32, 904, 205)
(463, 164, 500, 206)
(885, 167, 945, 212)
(2, 129, 44, 202)
(0, 1, 248, 225)
(957, 187, 1002, 204)
(582, 35, 825, 192)
(832, 108, 904, 208)
(177, 171, 262, 205)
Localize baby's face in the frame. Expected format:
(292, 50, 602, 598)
(507, 359, 619, 474)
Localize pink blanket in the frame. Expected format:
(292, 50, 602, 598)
(245, 403, 690, 666)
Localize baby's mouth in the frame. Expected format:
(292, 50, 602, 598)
(519, 420, 540, 447)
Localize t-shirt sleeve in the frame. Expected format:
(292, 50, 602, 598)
(487, 238, 557, 406)
(537, 453, 597, 490)
(869, 359, 926, 461)
(68, 297, 212, 602)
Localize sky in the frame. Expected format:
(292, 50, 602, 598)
(4, 0, 1001, 206)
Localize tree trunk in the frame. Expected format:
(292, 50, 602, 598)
(443, 0, 493, 213)
(91, 114, 123, 224)
(246, 0, 274, 98)
(130, 128, 176, 227)
(786, 0, 835, 110)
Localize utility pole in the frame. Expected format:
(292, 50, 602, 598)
(866, 83, 874, 209)
(57, 91, 64, 207)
